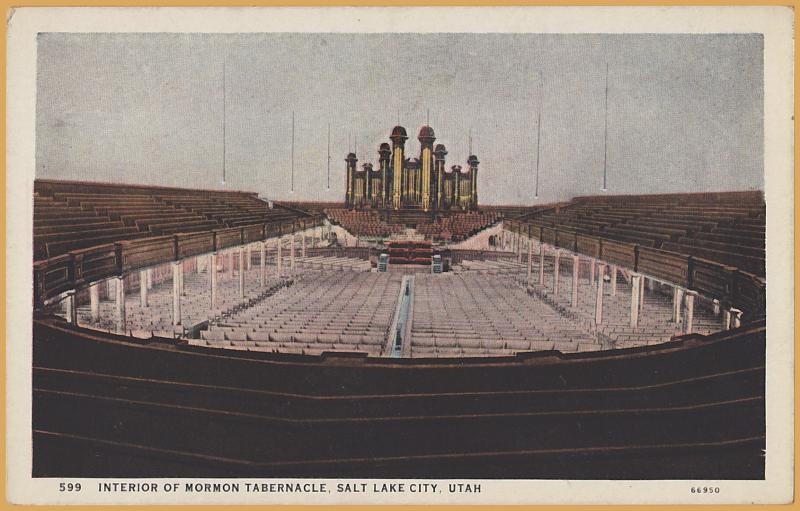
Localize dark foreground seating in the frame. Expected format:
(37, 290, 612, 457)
(33, 317, 765, 479)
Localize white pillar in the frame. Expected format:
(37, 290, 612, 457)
(277, 237, 283, 275)
(571, 255, 580, 308)
(526, 239, 533, 285)
(723, 309, 732, 330)
(114, 277, 126, 334)
(552, 250, 561, 295)
(106, 279, 115, 298)
(172, 262, 181, 326)
(630, 274, 641, 328)
(730, 308, 743, 329)
(589, 258, 596, 284)
(538, 242, 545, 285)
(246, 245, 252, 271)
(639, 274, 645, 310)
(712, 299, 721, 316)
(595, 263, 606, 325)
(290, 234, 296, 269)
(684, 291, 697, 334)
(140, 269, 149, 307)
(610, 265, 618, 296)
(259, 241, 266, 287)
(517, 235, 523, 262)
(672, 287, 684, 323)
(64, 292, 77, 324)
(89, 283, 100, 322)
(146, 268, 153, 289)
(301, 232, 307, 258)
(210, 253, 218, 310)
(179, 261, 185, 296)
(238, 248, 245, 299)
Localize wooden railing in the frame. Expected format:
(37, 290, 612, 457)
(503, 219, 766, 319)
(34, 216, 325, 307)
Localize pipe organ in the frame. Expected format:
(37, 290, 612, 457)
(344, 125, 480, 211)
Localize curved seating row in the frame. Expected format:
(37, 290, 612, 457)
(325, 209, 405, 237)
(32, 317, 766, 478)
(515, 192, 765, 276)
(34, 180, 313, 261)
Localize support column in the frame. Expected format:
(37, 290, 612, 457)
(589, 258, 596, 284)
(114, 277, 126, 334)
(146, 268, 153, 289)
(140, 269, 149, 307)
(538, 242, 545, 285)
(526, 239, 533, 285)
(730, 308, 743, 329)
(639, 274, 645, 310)
(517, 236, 523, 263)
(227, 251, 234, 280)
(302, 232, 306, 258)
(684, 291, 697, 334)
(552, 250, 561, 295)
(610, 265, 618, 296)
(210, 253, 218, 310)
(595, 263, 606, 325)
(630, 274, 641, 328)
(238, 248, 245, 299)
(571, 255, 580, 308)
(89, 283, 100, 322)
(290, 234, 296, 269)
(277, 238, 283, 275)
(672, 287, 684, 323)
(172, 262, 181, 326)
(179, 262, 185, 296)
(723, 309, 732, 330)
(246, 245, 252, 271)
(259, 241, 266, 287)
(64, 292, 77, 324)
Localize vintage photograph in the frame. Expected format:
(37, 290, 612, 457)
(7, 6, 794, 505)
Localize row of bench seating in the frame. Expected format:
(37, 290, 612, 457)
(325, 209, 405, 237)
(415, 211, 502, 242)
(410, 273, 600, 357)
(34, 184, 311, 260)
(523, 193, 765, 275)
(198, 269, 403, 356)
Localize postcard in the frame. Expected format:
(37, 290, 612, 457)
(6, 5, 794, 505)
